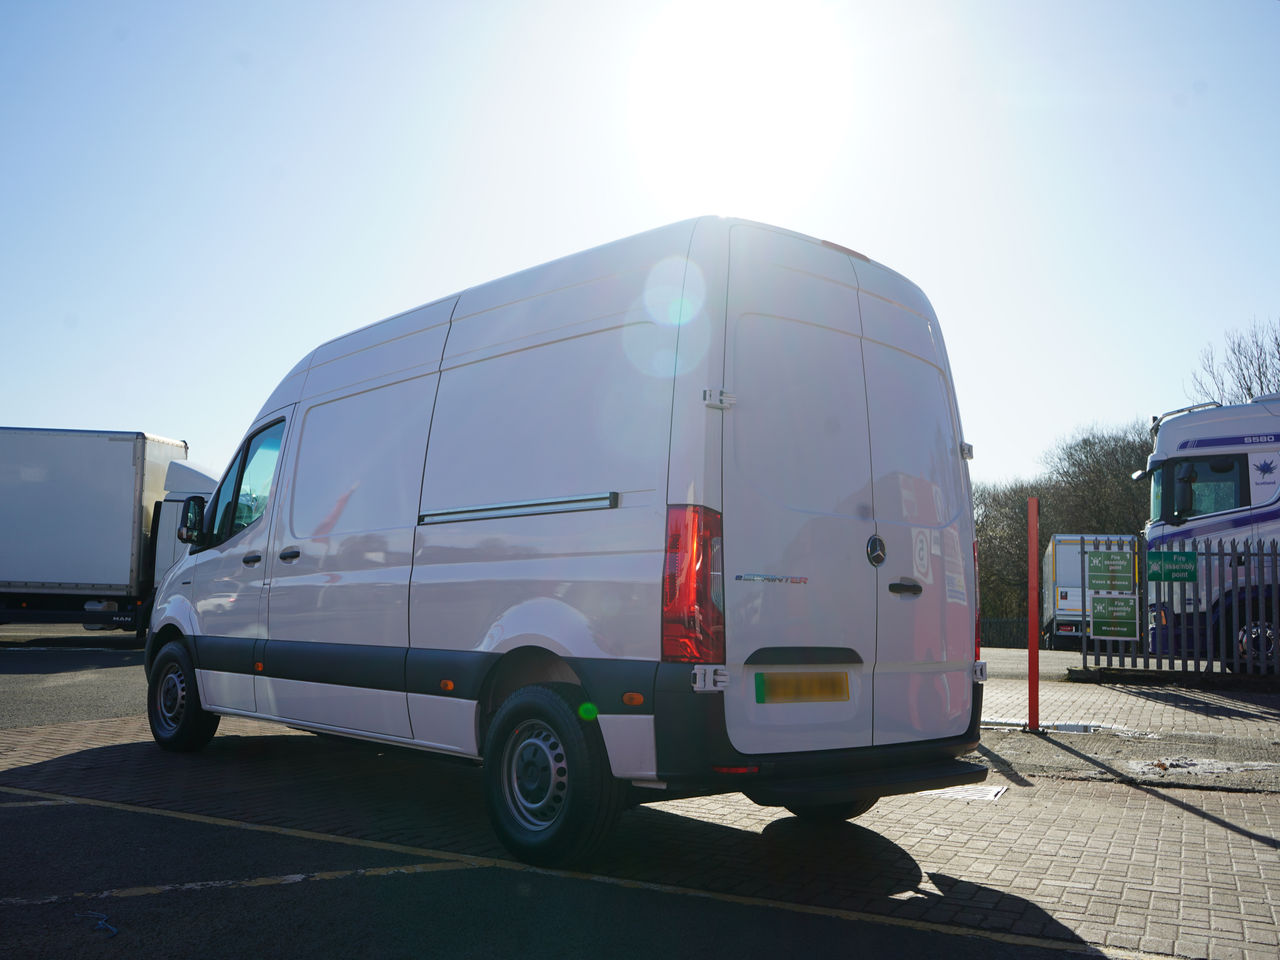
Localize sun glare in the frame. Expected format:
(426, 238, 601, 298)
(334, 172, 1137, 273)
(627, 0, 855, 221)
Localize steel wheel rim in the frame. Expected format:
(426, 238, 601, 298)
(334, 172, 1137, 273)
(500, 720, 568, 832)
(1239, 622, 1278, 664)
(154, 663, 187, 734)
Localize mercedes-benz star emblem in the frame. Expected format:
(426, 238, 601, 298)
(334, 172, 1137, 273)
(866, 535, 887, 567)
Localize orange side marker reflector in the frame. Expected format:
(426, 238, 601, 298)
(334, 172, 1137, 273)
(622, 692, 644, 706)
(254, 662, 264, 672)
(440, 679, 455, 692)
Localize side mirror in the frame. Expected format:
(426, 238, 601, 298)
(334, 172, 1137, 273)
(1172, 475, 1194, 520)
(177, 496, 208, 546)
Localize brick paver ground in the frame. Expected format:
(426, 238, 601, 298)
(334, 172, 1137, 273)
(983, 675, 1280, 739)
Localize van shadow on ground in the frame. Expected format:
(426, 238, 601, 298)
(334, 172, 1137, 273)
(0, 731, 1095, 954)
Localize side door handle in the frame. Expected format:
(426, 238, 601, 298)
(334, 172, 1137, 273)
(279, 548, 301, 562)
(888, 578, 923, 596)
(242, 553, 263, 566)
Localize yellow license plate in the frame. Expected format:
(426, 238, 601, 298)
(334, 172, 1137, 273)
(754, 671, 849, 704)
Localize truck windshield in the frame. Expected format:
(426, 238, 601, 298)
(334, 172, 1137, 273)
(1164, 455, 1248, 522)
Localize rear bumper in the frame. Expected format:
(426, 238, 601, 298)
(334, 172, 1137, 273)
(652, 663, 985, 804)
(741, 755, 988, 806)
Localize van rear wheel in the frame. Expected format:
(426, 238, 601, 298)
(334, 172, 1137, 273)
(482, 684, 624, 867)
(785, 798, 877, 823)
(148, 641, 219, 751)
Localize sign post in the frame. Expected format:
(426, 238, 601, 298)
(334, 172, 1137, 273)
(1027, 498, 1039, 733)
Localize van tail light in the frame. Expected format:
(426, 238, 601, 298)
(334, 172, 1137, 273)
(973, 540, 982, 660)
(662, 505, 725, 664)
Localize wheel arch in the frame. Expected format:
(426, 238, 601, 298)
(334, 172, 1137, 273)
(146, 623, 190, 676)
(476, 645, 585, 747)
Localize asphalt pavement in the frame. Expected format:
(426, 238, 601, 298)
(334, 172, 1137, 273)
(2, 629, 1279, 958)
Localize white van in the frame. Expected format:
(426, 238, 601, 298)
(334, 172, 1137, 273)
(146, 217, 987, 865)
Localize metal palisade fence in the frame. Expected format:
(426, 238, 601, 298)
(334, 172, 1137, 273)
(1087, 538, 1280, 677)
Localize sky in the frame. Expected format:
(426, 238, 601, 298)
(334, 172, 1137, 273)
(2, 0, 1277, 488)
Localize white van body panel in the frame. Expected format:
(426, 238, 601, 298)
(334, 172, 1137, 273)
(407, 693, 480, 755)
(666, 218, 729, 514)
(198, 669, 257, 714)
(410, 223, 698, 667)
(597, 714, 658, 780)
(255, 677, 413, 739)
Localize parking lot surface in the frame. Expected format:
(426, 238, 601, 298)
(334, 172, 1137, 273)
(1, 639, 1278, 958)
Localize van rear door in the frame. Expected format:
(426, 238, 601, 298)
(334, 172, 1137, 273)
(857, 271, 974, 745)
(719, 225, 975, 755)
(718, 226, 876, 754)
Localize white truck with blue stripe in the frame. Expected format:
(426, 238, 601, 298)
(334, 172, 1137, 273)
(1136, 396, 1280, 667)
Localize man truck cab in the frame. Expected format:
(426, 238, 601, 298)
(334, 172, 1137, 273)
(147, 217, 987, 865)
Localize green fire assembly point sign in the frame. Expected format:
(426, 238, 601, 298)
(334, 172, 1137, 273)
(1091, 596, 1138, 639)
(1147, 551, 1197, 582)
(1087, 551, 1134, 592)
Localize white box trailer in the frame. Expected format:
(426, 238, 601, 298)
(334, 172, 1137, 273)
(145, 217, 987, 865)
(0, 428, 214, 632)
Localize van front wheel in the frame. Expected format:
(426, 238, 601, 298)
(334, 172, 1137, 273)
(148, 641, 220, 751)
(483, 685, 623, 867)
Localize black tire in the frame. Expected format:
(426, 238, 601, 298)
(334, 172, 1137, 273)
(147, 641, 220, 751)
(482, 684, 624, 867)
(784, 798, 877, 823)
(1236, 609, 1279, 673)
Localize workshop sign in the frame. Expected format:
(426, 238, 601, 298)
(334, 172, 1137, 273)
(1090, 596, 1139, 640)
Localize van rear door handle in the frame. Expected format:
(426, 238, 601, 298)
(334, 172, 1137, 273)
(889, 578, 923, 596)
(279, 548, 301, 562)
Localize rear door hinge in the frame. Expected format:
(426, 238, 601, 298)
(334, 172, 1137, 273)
(703, 389, 736, 410)
(691, 665, 729, 692)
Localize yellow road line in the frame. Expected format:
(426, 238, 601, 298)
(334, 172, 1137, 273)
(1, 862, 468, 907)
(0, 785, 1155, 959)
(0, 784, 500, 866)
(0, 799, 72, 808)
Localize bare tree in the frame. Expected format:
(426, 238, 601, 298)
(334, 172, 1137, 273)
(973, 421, 1151, 625)
(1039, 420, 1151, 537)
(1189, 319, 1280, 405)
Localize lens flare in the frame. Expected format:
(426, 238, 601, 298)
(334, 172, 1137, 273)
(644, 256, 705, 327)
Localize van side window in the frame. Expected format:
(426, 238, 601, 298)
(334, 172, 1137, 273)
(206, 420, 286, 546)
(209, 448, 245, 544)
